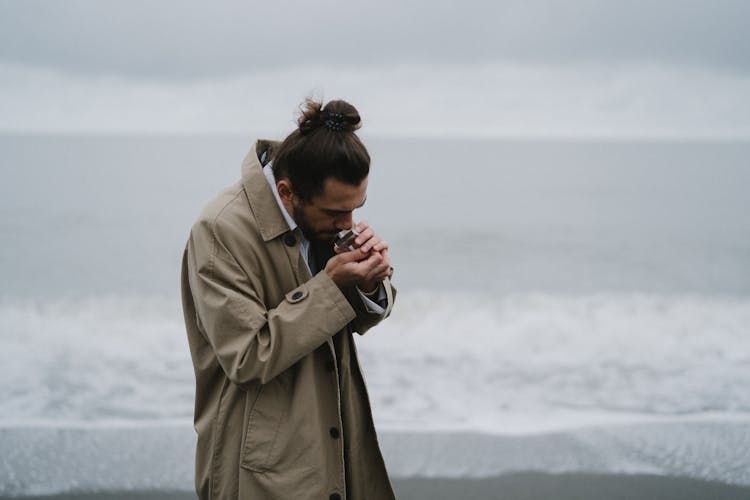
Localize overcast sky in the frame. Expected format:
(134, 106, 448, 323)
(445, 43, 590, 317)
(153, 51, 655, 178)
(1, 0, 748, 137)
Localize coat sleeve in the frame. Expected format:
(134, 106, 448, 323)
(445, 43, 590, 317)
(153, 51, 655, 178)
(185, 221, 357, 388)
(343, 270, 397, 336)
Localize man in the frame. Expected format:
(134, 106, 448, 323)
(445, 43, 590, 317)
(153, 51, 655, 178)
(181, 99, 397, 500)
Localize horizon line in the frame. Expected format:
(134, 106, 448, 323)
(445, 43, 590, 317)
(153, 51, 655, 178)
(2, 130, 750, 144)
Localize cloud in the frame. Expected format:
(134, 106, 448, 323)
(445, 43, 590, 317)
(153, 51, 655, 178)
(0, 0, 748, 79)
(2, 60, 748, 139)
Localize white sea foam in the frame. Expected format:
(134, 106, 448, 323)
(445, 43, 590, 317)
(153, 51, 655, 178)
(0, 295, 194, 422)
(2, 292, 750, 494)
(1, 291, 749, 433)
(357, 290, 750, 432)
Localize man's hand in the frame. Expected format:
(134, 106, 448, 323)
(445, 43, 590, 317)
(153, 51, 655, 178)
(359, 248, 390, 293)
(349, 221, 388, 254)
(325, 248, 386, 290)
(331, 221, 390, 293)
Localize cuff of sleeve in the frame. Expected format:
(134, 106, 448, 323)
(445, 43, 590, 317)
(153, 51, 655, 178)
(307, 270, 358, 327)
(356, 282, 387, 314)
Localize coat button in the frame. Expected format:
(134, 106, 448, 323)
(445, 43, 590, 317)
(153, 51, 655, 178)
(283, 233, 296, 246)
(329, 494, 342, 500)
(325, 360, 335, 373)
(291, 291, 303, 300)
(329, 427, 340, 439)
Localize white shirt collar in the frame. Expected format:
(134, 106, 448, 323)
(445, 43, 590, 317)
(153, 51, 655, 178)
(262, 161, 315, 273)
(262, 161, 298, 233)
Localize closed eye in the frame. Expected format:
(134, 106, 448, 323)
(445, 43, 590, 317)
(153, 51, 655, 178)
(321, 197, 366, 216)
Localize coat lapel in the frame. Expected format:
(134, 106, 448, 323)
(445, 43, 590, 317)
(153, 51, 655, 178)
(241, 140, 289, 242)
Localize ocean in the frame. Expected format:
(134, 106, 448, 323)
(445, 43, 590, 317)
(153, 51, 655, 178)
(1, 135, 749, 495)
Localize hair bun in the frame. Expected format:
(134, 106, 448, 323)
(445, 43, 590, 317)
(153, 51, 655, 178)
(297, 98, 361, 135)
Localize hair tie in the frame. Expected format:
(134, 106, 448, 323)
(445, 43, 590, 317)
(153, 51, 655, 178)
(323, 112, 345, 132)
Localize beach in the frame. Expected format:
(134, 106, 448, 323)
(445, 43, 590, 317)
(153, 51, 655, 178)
(2, 136, 749, 498)
(3, 423, 750, 498)
(3, 474, 750, 500)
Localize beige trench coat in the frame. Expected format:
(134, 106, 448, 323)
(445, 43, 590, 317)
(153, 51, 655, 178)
(181, 139, 397, 500)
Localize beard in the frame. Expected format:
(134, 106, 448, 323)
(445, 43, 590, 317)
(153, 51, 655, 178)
(291, 203, 338, 268)
(292, 203, 336, 243)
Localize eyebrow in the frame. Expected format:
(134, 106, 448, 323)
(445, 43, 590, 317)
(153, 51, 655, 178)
(321, 196, 367, 214)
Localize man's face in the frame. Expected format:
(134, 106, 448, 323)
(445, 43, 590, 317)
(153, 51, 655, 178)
(291, 177, 368, 242)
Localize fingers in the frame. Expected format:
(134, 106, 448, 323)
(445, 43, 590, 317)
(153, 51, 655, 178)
(355, 220, 369, 233)
(371, 249, 390, 280)
(361, 249, 382, 266)
(360, 236, 379, 253)
(353, 249, 382, 274)
(325, 229, 392, 288)
(362, 256, 390, 286)
(370, 254, 390, 276)
(371, 239, 388, 253)
(353, 221, 389, 254)
(360, 252, 390, 280)
(354, 227, 374, 248)
(334, 247, 368, 263)
(367, 247, 388, 266)
(380, 248, 390, 267)
(366, 266, 389, 283)
(333, 222, 392, 285)
(327, 244, 390, 290)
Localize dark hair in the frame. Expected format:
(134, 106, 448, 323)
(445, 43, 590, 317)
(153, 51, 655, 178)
(271, 98, 370, 203)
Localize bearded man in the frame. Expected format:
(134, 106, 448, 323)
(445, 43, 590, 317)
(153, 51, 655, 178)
(181, 98, 396, 500)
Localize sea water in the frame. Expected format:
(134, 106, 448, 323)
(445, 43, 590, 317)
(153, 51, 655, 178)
(1, 135, 749, 494)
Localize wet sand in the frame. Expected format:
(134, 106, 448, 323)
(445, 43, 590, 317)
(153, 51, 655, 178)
(4, 472, 750, 500)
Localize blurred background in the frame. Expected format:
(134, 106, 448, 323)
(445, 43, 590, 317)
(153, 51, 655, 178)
(1, 0, 749, 497)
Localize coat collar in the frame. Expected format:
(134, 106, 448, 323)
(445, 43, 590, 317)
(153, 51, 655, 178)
(241, 139, 292, 242)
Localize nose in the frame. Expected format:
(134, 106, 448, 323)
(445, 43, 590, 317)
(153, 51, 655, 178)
(335, 213, 353, 230)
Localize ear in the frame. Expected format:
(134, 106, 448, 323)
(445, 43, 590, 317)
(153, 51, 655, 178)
(276, 179, 295, 203)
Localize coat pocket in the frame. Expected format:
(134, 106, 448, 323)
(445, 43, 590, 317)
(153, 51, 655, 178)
(240, 374, 291, 472)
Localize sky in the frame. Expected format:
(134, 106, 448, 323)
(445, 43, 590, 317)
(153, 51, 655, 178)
(1, 0, 748, 138)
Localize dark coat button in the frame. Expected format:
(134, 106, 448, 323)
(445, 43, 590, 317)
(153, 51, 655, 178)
(283, 233, 296, 246)
(291, 291, 303, 300)
(329, 494, 342, 500)
(325, 360, 335, 373)
(329, 427, 340, 439)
